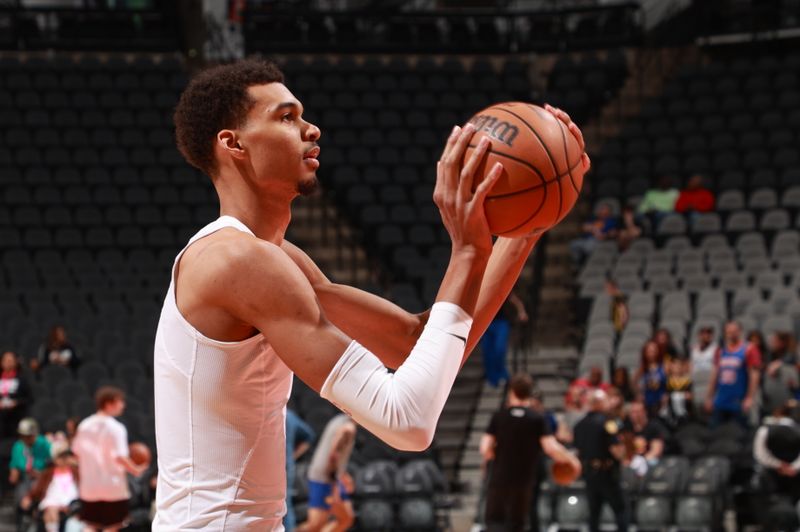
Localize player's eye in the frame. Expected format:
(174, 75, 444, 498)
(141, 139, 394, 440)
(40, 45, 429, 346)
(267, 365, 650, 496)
(282, 113, 295, 122)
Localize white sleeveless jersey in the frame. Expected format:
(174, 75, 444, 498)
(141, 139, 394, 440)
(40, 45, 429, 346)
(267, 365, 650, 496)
(153, 216, 293, 531)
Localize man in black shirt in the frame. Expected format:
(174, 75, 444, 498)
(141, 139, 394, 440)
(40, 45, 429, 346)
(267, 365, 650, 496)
(622, 401, 666, 475)
(574, 389, 628, 532)
(480, 373, 580, 532)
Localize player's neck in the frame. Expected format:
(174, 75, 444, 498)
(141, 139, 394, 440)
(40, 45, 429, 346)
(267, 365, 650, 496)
(217, 182, 292, 244)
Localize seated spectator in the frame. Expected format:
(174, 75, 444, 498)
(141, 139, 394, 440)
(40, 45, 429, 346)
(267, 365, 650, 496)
(31, 326, 79, 373)
(566, 367, 610, 412)
(9, 418, 53, 513)
(569, 203, 618, 264)
(20, 450, 79, 532)
(612, 367, 635, 403)
(675, 174, 715, 220)
(636, 340, 667, 418)
(762, 332, 800, 417)
(637, 176, 679, 229)
(665, 356, 693, 428)
(607, 386, 627, 423)
(616, 205, 643, 251)
(690, 326, 718, 376)
(753, 401, 800, 505)
(0, 351, 32, 439)
(623, 401, 666, 476)
(705, 321, 762, 427)
(748, 330, 767, 364)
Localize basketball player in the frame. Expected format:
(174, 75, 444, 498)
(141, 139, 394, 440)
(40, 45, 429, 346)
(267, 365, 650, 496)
(154, 59, 588, 530)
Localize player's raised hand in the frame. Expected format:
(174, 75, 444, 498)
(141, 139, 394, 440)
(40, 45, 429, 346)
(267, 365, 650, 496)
(433, 123, 504, 254)
(544, 103, 591, 173)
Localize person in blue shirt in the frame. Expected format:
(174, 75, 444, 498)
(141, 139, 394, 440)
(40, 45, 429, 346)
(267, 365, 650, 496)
(569, 203, 619, 265)
(637, 340, 667, 418)
(284, 409, 315, 531)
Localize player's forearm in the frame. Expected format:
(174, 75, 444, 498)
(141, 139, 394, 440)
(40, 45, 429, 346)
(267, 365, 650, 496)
(315, 283, 425, 369)
(464, 234, 541, 360)
(435, 246, 491, 316)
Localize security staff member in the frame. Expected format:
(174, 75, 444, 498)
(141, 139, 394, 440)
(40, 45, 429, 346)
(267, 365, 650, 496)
(573, 389, 628, 532)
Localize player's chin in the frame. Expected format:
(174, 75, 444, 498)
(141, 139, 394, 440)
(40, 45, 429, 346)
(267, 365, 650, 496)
(297, 175, 320, 197)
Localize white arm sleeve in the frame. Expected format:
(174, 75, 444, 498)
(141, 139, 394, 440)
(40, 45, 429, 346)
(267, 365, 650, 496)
(320, 302, 471, 451)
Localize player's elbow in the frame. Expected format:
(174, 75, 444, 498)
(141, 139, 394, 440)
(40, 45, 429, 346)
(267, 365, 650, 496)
(384, 425, 435, 452)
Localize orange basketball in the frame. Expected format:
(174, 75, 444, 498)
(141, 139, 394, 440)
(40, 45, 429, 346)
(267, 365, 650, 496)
(551, 461, 580, 486)
(129, 442, 152, 466)
(464, 102, 586, 237)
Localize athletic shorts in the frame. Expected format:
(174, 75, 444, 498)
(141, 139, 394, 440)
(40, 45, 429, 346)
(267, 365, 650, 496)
(79, 499, 130, 529)
(307, 480, 350, 510)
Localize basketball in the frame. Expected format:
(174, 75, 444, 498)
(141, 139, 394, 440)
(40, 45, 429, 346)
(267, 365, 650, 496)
(551, 461, 580, 486)
(464, 102, 587, 237)
(129, 442, 152, 466)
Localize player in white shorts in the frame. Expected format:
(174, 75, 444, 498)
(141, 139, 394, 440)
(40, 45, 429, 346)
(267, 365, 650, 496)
(153, 58, 587, 530)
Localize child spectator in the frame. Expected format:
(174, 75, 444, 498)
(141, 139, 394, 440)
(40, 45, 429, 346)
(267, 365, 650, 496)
(9, 418, 52, 513)
(32, 326, 79, 373)
(0, 351, 32, 438)
(20, 450, 79, 532)
(675, 174, 715, 218)
(665, 357, 693, 427)
(637, 341, 667, 418)
(569, 203, 618, 264)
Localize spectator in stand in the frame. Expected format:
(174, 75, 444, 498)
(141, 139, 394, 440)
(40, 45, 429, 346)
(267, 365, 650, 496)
(605, 280, 629, 334)
(675, 174, 715, 223)
(705, 321, 762, 427)
(9, 418, 52, 514)
(636, 341, 667, 418)
(607, 387, 627, 424)
(654, 328, 681, 364)
(637, 176, 679, 230)
(665, 356, 693, 428)
(762, 332, 800, 417)
(616, 205, 643, 252)
(566, 367, 610, 412)
(612, 367, 635, 403)
(72, 386, 146, 532)
(690, 326, 718, 376)
(481, 292, 528, 388)
(31, 325, 79, 373)
(622, 401, 666, 477)
(298, 414, 357, 532)
(569, 203, 618, 264)
(0, 351, 32, 439)
(284, 409, 316, 532)
(480, 373, 580, 532)
(753, 401, 800, 506)
(20, 450, 80, 532)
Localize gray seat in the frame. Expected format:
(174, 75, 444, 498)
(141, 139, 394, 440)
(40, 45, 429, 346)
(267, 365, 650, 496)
(659, 319, 686, 345)
(771, 230, 800, 258)
(692, 213, 721, 234)
(628, 291, 655, 317)
(761, 209, 790, 231)
(635, 496, 672, 528)
(583, 338, 614, 358)
(664, 236, 692, 253)
(749, 187, 778, 210)
(556, 493, 590, 526)
(779, 256, 800, 278)
(683, 273, 712, 293)
(649, 274, 677, 294)
(770, 288, 799, 313)
(726, 210, 756, 232)
(742, 256, 772, 277)
(616, 276, 643, 294)
(658, 213, 687, 235)
(754, 269, 785, 292)
(587, 321, 616, 341)
(716, 189, 744, 211)
(676, 496, 715, 528)
(700, 234, 729, 251)
(762, 314, 794, 337)
(781, 185, 800, 208)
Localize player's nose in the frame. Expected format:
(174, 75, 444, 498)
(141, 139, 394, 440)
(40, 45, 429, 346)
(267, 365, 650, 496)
(304, 121, 321, 142)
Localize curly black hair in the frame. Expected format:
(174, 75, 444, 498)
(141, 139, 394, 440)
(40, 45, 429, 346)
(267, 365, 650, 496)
(174, 58, 285, 176)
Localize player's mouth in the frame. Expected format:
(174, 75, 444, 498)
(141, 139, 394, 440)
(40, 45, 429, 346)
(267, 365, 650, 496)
(303, 146, 320, 169)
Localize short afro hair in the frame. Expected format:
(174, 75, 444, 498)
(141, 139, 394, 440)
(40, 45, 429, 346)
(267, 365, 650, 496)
(174, 58, 285, 176)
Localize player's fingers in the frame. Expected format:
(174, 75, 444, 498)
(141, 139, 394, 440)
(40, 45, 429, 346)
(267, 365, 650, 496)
(473, 161, 503, 203)
(444, 122, 476, 194)
(439, 124, 461, 162)
(569, 122, 586, 152)
(459, 136, 491, 199)
(433, 161, 444, 207)
(581, 152, 591, 171)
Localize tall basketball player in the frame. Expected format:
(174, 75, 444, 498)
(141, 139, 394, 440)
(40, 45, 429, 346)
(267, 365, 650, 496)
(153, 59, 587, 530)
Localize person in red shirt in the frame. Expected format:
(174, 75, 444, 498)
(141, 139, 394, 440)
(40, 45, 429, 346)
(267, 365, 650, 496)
(566, 367, 610, 412)
(675, 175, 715, 215)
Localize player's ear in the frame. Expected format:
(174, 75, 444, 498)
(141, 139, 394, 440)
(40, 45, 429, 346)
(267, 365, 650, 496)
(217, 130, 246, 160)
